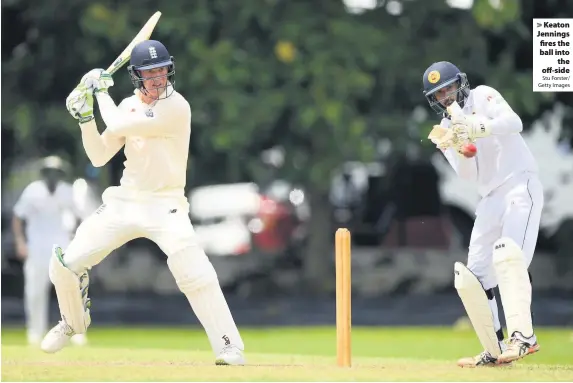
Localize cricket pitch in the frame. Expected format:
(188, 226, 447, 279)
(3, 326, 573, 381)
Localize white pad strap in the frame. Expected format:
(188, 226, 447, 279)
(493, 237, 534, 338)
(454, 262, 502, 357)
(49, 245, 91, 334)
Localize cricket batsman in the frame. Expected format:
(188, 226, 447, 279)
(41, 40, 245, 366)
(422, 61, 543, 367)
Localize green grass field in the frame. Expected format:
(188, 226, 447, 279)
(2, 326, 573, 381)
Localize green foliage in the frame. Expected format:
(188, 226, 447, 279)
(473, 0, 520, 30)
(1, 0, 571, 189)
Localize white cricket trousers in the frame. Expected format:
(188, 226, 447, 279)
(467, 171, 544, 290)
(23, 256, 51, 343)
(61, 189, 198, 274)
(55, 188, 245, 356)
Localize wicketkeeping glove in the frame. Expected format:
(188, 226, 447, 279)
(81, 69, 114, 94)
(66, 83, 94, 124)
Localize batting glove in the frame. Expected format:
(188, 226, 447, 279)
(452, 114, 491, 141)
(81, 69, 114, 94)
(66, 84, 94, 124)
(429, 125, 464, 151)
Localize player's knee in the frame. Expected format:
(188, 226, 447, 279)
(492, 237, 523, 265)
(454, 262, 495, 292)
(465, 259, 494, 289)
(60, 217, 112, 275)
(167, 245, 218, 294)
(465, 259, 482, 276)
(62, 252, 91, 275)
(59, 239, 99, 275)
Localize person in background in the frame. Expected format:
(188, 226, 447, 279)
(12, 155, 87, 347)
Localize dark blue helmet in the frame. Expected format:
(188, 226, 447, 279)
(127, 40, 175, 99)
(422, 61, 469, 115)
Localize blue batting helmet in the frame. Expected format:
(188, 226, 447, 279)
(127, 40, 175, 99)
(422, 61, 470, 115)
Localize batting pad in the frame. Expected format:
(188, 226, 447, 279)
(167, 246, 219, 293)
(49, 245, 91, 334)
(493, 237, 534, 338)
(167, 246, 244, 355)
(454, 262, 502, 357)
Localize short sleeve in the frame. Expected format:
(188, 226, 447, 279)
(13, 184, 35, 219)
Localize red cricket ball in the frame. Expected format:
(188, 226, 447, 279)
(460, 143, 477, 158)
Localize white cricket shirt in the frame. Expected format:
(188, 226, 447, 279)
(80, 85, 191, 203)
(13, 180, 78, 257)
(440, 85, 538, 197)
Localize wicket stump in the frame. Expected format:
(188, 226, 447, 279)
(336, 228, 351, 367)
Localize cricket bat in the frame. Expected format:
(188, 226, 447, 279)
(106, 11, 162, 75)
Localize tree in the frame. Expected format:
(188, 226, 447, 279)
(2, 0, 572, 291)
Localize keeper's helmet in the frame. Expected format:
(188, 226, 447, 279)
(422, 61, 470, 115)
(127, 40, 175, 99)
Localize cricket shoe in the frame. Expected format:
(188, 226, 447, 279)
(496, 332, 540, 364)
(27, 333, 42, 347)
(457, 351, 511, 368)
(41, 320, 75, 353)
(215, 345, 245, 366)
(71, 333, 89, 347)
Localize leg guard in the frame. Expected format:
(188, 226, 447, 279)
(454, 262, 503, 357)
(493, 237, 534, 338)
(167, 246, 244, 355)
(49, 245, 91, 334)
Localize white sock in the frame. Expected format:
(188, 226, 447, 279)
(184, 280, 244, 356)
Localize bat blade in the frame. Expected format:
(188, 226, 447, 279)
(106, 11, 162, 75)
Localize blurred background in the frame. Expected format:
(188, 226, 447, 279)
(2, 0, 573, 330)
